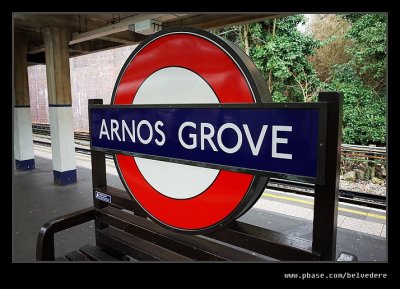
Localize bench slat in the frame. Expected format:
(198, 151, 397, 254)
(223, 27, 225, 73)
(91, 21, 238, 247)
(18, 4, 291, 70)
(207, 221, 320, 261)
(95, 186, 148, 217)
(98, 206, 268, 261)
(79, 244, 121, 261)
(65, 250, 91, 261)
(97, 227, 191, 261)
(94, 239, 133, 261)
(95, 187, 318, 261)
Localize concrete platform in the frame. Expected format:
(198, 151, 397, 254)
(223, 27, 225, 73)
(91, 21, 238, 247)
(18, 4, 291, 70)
(12, 145, 386, 262)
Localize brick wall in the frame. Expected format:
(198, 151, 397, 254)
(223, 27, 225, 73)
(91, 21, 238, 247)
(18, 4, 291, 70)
(28, 44, 137, 132)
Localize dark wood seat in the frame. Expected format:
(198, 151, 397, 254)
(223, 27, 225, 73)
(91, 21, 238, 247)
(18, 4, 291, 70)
(37, 186, 313, 261)
(56, 244, 128, 261)
(37, 185, 358, 262)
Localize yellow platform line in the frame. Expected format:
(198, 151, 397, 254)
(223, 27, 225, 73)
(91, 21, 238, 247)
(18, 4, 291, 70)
(262, 193, 386, 220)
(338, 207, 386, 220)
(263, 193, 314, 205)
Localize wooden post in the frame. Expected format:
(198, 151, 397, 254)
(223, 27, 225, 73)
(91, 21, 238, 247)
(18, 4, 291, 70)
(88, 99, 107, 201)
(88, 99, 108, 236)
(14, 33, 30, 106)
(312, 92, 343, 260)
(41, 27, 72, 105)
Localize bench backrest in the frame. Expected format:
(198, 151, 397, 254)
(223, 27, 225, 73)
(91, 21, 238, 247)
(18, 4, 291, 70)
(87, 92, 343, 261)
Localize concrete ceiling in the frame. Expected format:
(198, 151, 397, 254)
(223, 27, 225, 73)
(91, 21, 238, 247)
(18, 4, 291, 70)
(14, 13, 286, 64)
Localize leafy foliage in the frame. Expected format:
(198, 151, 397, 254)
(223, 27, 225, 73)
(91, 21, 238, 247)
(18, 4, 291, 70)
(323, 65, 386, 145)
(250, 15, 322, 102)
(215, 14, 386, 145)
(329, 14, 387, 145)
(341, 14, 387, 91)
(216, 15, 322, 102)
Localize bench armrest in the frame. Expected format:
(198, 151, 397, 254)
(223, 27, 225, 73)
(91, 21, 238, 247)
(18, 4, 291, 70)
(36, 207, 96, 261)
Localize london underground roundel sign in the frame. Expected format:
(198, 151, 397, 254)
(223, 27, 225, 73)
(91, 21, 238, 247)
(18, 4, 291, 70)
(111, 27, 271, 234)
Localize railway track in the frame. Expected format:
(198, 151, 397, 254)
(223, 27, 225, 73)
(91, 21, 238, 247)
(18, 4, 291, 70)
(33, 123, 90, 142)
(266, 178, 386, 210)
(32, 123, 386, 210)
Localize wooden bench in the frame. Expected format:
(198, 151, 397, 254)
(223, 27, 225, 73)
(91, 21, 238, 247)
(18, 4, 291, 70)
(37, 185, 357, 262)
(36, 95, 357, 262)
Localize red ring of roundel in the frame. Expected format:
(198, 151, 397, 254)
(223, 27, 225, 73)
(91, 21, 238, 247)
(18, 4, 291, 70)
(113, 33, 255, 230)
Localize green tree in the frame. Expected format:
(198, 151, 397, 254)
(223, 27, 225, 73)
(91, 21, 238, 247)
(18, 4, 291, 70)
(250, 15, 322, 102)
(324, 65, 386, 145)
(342, 14, 386, 91)
(325, 14, 387, 145)
(216, 14, 387, 145)
(216, 15, 321, 102)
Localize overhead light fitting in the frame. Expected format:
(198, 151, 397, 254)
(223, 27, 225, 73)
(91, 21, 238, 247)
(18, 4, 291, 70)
(128, 19, 162, 35)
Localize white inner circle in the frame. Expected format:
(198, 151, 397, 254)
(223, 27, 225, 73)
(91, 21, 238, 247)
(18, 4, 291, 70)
(133, 67, 220, 199)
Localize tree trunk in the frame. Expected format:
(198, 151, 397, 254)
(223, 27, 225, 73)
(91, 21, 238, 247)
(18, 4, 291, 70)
(243, 24, 250, 56)
(268, 19, 276, 94)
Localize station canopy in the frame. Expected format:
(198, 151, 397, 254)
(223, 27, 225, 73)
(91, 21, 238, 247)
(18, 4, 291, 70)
(14, 13, 287, 65)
